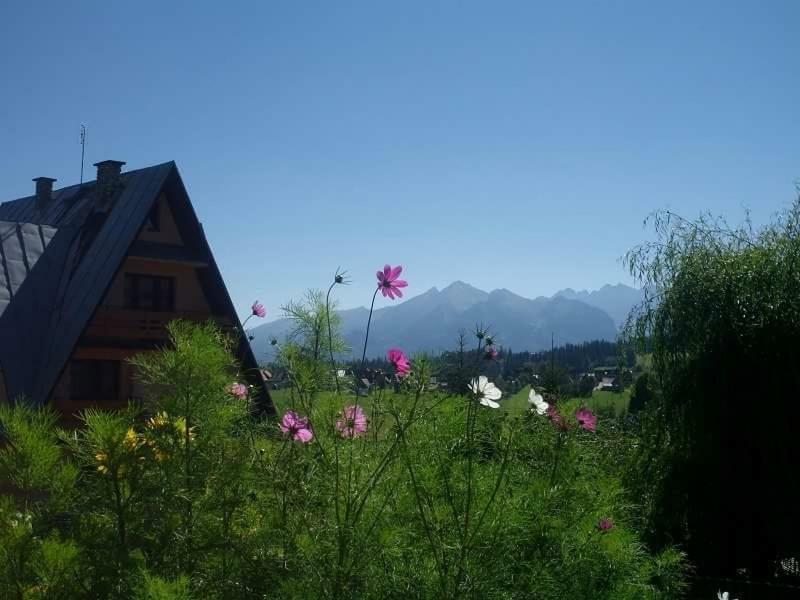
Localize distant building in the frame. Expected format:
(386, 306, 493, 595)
(0, 160, 273, 422)
(593, 366, 619, 379)
(597, 377, 618, 391)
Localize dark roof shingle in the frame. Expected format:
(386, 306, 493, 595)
(0, 221, 60, 316)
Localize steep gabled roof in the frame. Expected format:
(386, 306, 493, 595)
(0, 221, 61, 316)
(0, 162, 272, 413)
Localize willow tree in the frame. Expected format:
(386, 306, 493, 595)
(625, 199, 800, 580)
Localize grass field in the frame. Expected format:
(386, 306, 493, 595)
(503, 386, 630, 416)
(586, 388, 631, 415)
(268, 387, 292, 411)
(482, 386, 631, 415)
(268, 384, 631, 418)
(504, 386, 534, 415)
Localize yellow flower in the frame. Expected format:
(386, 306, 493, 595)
(147, 411, 171, 430)
(95, 452, 109, 475)
(143, 412, 195, 459)
(174, 417, 197, 442)
(141, 434, 165, 461)
(153, 446, 168, 462)
(25, 584, 48, 596)
(123, 427, 140, 451)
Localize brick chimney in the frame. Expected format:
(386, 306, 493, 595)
(93, 160, 126, 211)
(32, 177, 56, 208)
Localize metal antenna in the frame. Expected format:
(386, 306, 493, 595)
(79, 124, 87, 185)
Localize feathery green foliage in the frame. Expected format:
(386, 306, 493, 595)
(0, 318, 686, 598)
(624, 200, 800, 579)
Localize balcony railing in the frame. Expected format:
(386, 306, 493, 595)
(83, 306, 234, 341)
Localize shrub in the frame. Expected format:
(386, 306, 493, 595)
(626, 201, 800, 580)
(628, 372, 654, 414)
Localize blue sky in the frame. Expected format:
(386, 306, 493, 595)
(1, 1, 798, 321)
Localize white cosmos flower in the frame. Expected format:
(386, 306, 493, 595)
(718, 592, 737, 600)
(527, 387, 549, 415)
(469, 376, 502, 408)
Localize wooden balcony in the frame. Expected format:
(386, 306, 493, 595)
(127, 240, 209, 267)
(82, 306, 235, 344)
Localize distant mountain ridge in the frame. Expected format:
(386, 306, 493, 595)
(249, 282, 642, 362)
(553, 283, 644, 328)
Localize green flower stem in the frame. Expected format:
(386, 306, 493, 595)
(325, 280, 340, 394)
(360, 287, 381, 370)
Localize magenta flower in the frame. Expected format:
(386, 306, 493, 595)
(597, 518, 615, 532)
(279, 411, 314, 443)
(336, 405, 368, 438)
(251, 301, 266, 318)
(376, 265, 408, 300)
(576, 407, 597, 432)
(484, 347, 498, 361)
(547, 405, 569, 431)
(387, 348, 411, 377)
(229, 382, 248, 399)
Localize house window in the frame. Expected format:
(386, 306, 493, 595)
(124, 274, 175, 311)
(144, 203, 161, 232)
(70, 360, 120, 401)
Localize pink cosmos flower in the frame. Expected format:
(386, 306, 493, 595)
(376, 265, 408, 300)
(251, 301, 266, 318)
(597, 518, 615, 532)
(484, 347, 498, 361)
(229, 382, 248, 399)
(387, 348, 411, 377)
(576, 407, 597, 432)
(336, 405, 368, 438)
(547, 405, 569, 431)
(279, 411, 314, 443)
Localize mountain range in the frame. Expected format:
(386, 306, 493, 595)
(553, 283, 644, 328)
(248, 282, 643, 362)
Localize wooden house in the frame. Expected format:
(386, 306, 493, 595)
(0, 160, 272, 423)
